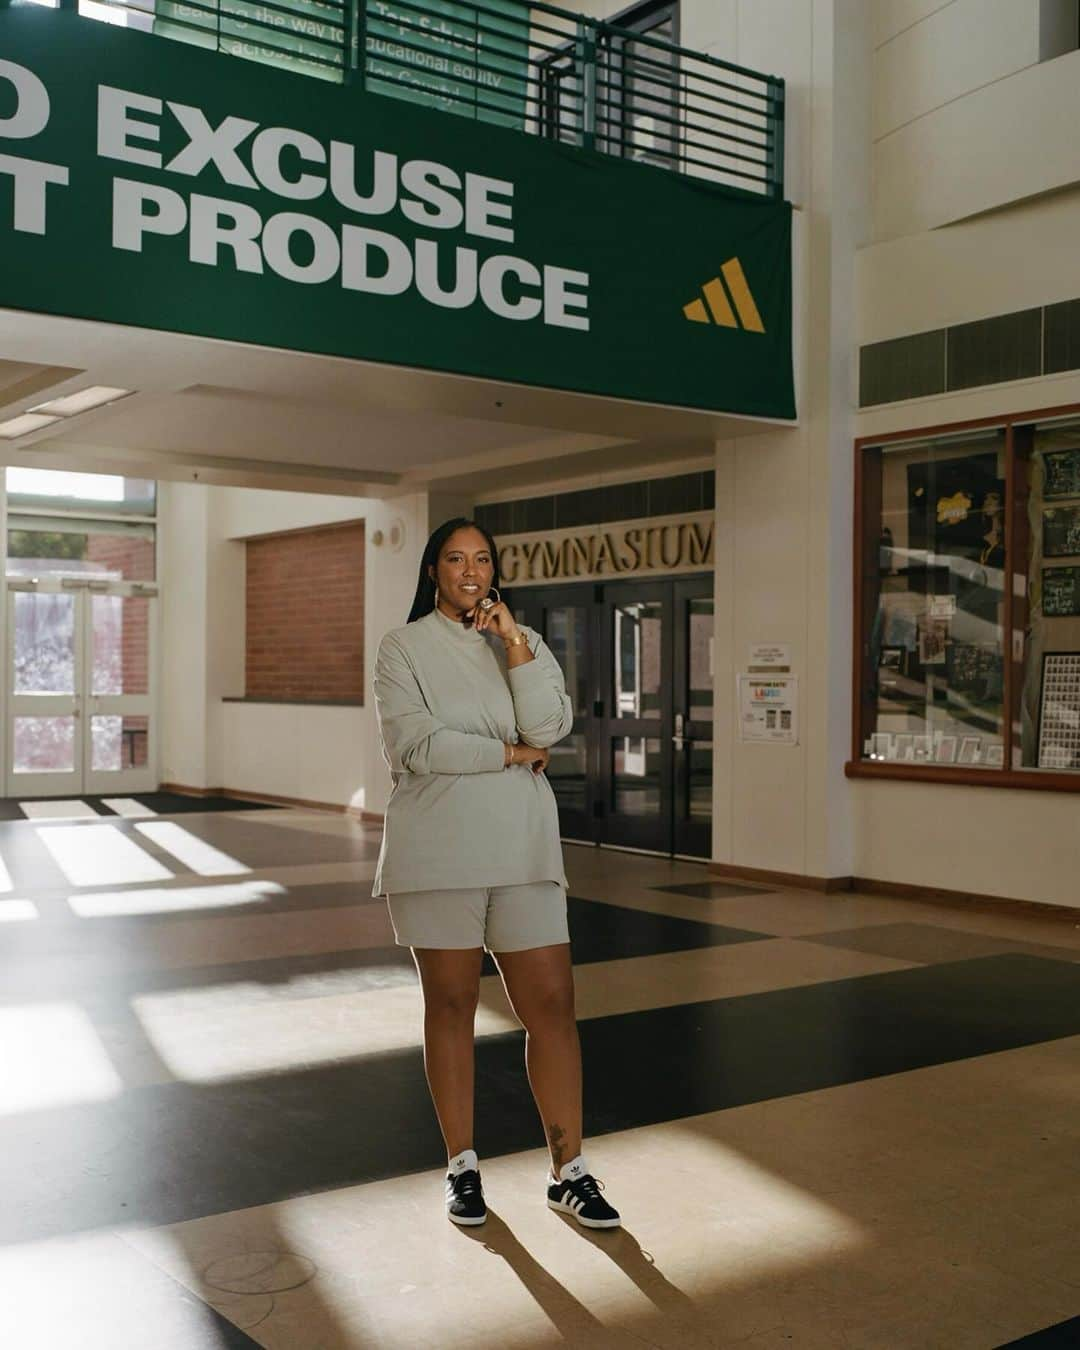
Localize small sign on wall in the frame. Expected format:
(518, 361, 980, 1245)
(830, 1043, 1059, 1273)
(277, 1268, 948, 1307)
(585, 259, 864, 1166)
(748, 642, 791, 670)
(737, 674, 798, 744)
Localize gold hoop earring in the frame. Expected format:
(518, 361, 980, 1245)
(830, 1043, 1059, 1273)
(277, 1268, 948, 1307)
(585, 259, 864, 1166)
(479, 585, 501, 612)
(433, 584, 440, 608)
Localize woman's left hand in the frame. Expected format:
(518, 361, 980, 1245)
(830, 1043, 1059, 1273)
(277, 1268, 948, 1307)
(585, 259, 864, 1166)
(471, 597, 519, 641)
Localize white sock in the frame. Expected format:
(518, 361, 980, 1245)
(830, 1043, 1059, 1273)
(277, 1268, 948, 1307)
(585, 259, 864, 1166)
(448, 1149, 478, 1176)
(554, 1154, 588, 1184)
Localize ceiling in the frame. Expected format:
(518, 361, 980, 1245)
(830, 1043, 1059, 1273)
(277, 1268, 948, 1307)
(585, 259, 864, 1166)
(0, 308, 790, 499)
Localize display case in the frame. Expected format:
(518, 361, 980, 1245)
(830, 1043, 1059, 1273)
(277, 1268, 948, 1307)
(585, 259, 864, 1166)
(852, 411, 1080, 788)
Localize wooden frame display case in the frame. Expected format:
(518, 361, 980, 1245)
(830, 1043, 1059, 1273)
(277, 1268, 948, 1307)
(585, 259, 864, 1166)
(850, 403, 1080, 792)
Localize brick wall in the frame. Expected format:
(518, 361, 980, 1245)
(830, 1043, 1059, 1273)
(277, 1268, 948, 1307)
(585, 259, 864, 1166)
(245, 521, 365, 703)
(86, 533, 155, 581)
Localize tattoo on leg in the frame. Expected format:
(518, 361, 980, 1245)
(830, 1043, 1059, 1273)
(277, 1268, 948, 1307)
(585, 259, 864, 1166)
(548, 1123, 566, 1172)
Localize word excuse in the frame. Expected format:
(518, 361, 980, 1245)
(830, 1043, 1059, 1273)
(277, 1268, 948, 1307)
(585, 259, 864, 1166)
(0, 57, 590, 329)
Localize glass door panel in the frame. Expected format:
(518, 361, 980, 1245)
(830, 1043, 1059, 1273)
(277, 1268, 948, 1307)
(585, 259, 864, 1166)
(6, 587, 83, 795)
(613, 599, 664, 719)
(546, 731, 588, 816)
(546, 604, 590, 718)
(539, 590, 596, 842)
(13, 716, 77, 774)
(84, 590, 156, 794)
(599, 580, 673, 852)
(509, 574, 713, 858)
(6, 583, 157, 797)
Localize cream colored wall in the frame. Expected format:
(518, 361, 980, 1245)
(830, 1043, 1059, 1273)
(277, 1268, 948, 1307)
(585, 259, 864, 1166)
(854, 779, 1080, 907)
(160, 483, 213, 789)
(706, 0, 868, 880)
(159, 483, 427, 812)
(874, 32, 1080, 240)
(873, 0, 1042, 143)
(859, 186, 1080, 344)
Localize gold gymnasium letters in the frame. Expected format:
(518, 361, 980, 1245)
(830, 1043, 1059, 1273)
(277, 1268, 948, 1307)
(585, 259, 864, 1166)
(499, 514, 714, 584)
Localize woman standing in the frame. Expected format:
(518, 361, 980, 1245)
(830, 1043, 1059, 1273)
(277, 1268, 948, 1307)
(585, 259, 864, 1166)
(373, 517, 620, 1230)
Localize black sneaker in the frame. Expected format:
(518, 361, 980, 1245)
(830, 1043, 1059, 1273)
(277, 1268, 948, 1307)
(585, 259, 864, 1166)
(547, 1154, 621, 1229)
(446, 1149, 486, 1226)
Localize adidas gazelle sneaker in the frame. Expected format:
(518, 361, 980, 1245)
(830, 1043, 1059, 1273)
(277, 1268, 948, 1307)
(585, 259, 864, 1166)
(446, 1149, 486, 1226)
(547, 1154, 621, 1229)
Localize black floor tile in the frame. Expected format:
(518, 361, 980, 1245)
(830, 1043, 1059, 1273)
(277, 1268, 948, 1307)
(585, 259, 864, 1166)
(1, 897, 759, 1002)
(653, 881, 772, 899)
(129, 794, 281, 815)
(479, 896, 770, 974)
(0, 793, 280, 821)
(5, 954, 1080, 1244)
(997, 1316, 1080, 1346)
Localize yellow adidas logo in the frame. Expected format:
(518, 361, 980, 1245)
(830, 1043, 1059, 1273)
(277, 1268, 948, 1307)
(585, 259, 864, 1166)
(684, 258, 765, 333)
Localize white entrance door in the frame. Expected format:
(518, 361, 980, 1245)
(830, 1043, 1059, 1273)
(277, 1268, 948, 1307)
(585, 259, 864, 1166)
(6, 579, 158, 798)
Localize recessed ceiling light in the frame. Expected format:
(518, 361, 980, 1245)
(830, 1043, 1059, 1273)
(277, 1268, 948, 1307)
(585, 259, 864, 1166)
(0, 413, 61, 440)
(30, 387, 132, 417)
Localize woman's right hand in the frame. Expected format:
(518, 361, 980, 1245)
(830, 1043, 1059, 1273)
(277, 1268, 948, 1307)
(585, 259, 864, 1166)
(508, 742, 550, 774)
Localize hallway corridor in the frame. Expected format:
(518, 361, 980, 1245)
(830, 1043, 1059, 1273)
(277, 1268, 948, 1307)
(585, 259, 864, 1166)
(1, 808, 1078, 1348)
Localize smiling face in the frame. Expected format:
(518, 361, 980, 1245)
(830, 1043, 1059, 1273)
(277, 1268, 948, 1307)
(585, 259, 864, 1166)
(430, 526, 495, 619)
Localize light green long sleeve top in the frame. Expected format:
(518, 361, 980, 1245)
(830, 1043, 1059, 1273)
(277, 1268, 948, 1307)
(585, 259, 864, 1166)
(371, 607, 573, 896)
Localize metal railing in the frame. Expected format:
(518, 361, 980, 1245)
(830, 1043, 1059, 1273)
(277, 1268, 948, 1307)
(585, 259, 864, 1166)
(26, 0, 785, 198)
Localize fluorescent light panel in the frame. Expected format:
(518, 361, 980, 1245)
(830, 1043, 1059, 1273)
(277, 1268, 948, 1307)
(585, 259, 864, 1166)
(0, 413, 60, 440)
(31, 386, 132, 417)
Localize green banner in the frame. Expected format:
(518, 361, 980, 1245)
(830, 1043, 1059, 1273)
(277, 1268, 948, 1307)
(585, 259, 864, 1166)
(152, 0, 348, 85)
(0, 9, 794, 419)
(365, 0, 529, 128)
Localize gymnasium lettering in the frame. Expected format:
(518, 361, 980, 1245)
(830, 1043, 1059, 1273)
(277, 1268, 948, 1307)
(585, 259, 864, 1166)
(499, 517, 715, 583)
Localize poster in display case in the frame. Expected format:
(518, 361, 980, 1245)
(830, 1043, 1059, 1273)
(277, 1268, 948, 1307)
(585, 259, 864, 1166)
(906, 454, 1005, 567)
(1043, 505, 1080, 558)
(1037, 653, 1080, 770)
(958, 736, 982, 765)
(1042, 566, 1080, 617)
(1043, 448, 1080, 500)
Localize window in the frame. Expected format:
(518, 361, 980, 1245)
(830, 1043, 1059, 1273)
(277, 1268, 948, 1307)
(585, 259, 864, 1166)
(539, 1, 680, 170)
(600, 1, 680, 168)
(854, 412, 1080, 784)
(244, 521, 364, 703)
(5, 469, 156, 581)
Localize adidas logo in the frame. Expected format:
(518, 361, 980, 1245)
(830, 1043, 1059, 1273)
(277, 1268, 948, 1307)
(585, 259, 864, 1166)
(684, 258, 765, 333)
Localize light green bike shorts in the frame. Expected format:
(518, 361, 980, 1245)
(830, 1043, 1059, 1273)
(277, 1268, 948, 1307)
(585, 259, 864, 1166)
(386, 881, 569, 953)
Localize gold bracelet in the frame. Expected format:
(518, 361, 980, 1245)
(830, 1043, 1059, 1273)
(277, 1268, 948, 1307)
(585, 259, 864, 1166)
(504, 631, 529, 648)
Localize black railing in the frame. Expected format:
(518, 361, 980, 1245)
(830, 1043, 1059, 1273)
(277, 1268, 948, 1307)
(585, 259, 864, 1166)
(19, 0, 785, 197)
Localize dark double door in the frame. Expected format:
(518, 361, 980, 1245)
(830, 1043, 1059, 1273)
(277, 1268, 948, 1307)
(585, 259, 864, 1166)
(512, 575, 713, 858)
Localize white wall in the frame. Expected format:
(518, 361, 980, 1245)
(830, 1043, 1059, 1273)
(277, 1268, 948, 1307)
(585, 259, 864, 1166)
(159, 483, 427, 813)
(859, 185, 1080, 345)
(873, 0, 1042, 143)
(703, 0, 869, 881)
(854, 780, 1080, 907)
(874, 32, 1080, 240)
(160, 483, 213, 789)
